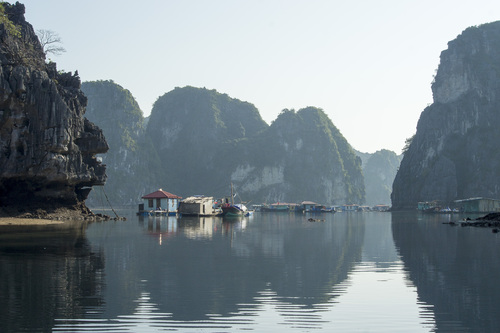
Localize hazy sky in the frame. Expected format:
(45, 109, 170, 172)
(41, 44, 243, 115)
(20, 0, 500, 153)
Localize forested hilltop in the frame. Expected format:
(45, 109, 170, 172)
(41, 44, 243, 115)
(392, 21, 500, 209)
(83, 83, 395, 207)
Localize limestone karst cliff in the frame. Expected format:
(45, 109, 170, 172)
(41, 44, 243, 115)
(239, 107, 365, 204)
(83, 85, 367, 207)
(147, 88, 365, 205)
(146, 86, 269, 198)
(392, 21, 500, 210)
(360, 150, 401, 206)
(82, 80, 157, 206)
(0, 3, 108, 215)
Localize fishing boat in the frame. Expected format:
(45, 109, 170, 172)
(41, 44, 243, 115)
(221, 183, 249, 217)
(221, 203, 248, 217)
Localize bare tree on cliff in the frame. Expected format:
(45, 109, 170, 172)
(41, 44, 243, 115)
(36, 29, 66, 56)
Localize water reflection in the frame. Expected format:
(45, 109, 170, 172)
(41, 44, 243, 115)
(50, 212, 369, 332)
(0, 221, 105, 333)
(2, 211, 481, 332)
(392, 211, 500, 332)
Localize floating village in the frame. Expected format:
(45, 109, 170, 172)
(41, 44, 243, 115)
(417, 197, 500, 213)
(136, 187, 392, 218)
(136, 186, 500, 220)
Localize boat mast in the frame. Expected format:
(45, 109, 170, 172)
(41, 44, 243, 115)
(231, 183, 234, 205)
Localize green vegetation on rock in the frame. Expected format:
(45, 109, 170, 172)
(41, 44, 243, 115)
(82, 85, 380, 207)
(0, 3, 21, 38)
(82, 80, 158, 206)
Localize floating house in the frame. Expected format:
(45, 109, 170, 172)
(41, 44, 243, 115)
(301, 201, 324, 213)
(261, 203, 291, 212)
(417, 201, 440, 212)
(454, 197, 500, 213)
(178, 196, 221, 216)
(373, 204, 390, 212)
(138, 189, 182, 216)
(342, 204, 359, 212)
(260, 202, 302, 212)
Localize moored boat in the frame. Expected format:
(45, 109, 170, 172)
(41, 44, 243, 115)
(220, 183, 249, 217)
(221, 203, 248, 217)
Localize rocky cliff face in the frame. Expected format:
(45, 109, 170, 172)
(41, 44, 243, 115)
(231, 107, 365, 204)
(84, 85, 365, 207)
(82, 80, 156, 205)
(147, 88, 364, 205)
(146, 86, 269, 197)
(392, 21, 500, 209)
(0, 3, 108, 215)
(361, 150, 401, 206)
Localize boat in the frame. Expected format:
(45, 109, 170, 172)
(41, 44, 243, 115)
(221, 183, 249, 217)
(221, 202, 248, 217)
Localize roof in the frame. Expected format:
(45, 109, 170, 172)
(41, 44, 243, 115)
(182, 196, 213, 203)
(142, 189, 182, 199)
(454, 197, 500, 203)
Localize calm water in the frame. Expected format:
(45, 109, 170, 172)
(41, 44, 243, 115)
(0, 210, 498, 332)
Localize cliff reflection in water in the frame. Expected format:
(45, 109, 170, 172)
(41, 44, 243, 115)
(0, 212, 446, 332)
(392, 212, 500, 332)
(96, 213, 365, 322)
(0, 222, 105, 333)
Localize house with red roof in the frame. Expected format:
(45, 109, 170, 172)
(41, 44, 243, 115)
(139, 188, 182, 216)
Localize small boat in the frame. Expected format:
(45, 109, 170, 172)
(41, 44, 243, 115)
(221, 183, 248, 217)
(221, 203, 248, 217)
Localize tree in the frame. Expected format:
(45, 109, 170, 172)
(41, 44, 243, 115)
(0, 3, 21, 38)
(36, 29, 66, 56)
(402, 134, 415, 154)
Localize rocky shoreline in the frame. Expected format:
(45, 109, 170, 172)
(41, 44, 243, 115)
(443, 213, 500, 233)
(0, 202, 122, 223)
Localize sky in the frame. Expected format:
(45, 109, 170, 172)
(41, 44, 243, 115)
(18, 0, 500, 154)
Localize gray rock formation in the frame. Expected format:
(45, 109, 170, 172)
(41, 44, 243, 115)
(0, 3, 108, 215)
(146, 87, 365, 205)
(360, 150, 401, 206)
(83, 85, 365, 206)
(233, 107, 365, 205)
(146, 86, 269, 198)
(82, 80, 156, 206)
(392, 21, 500, 210)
